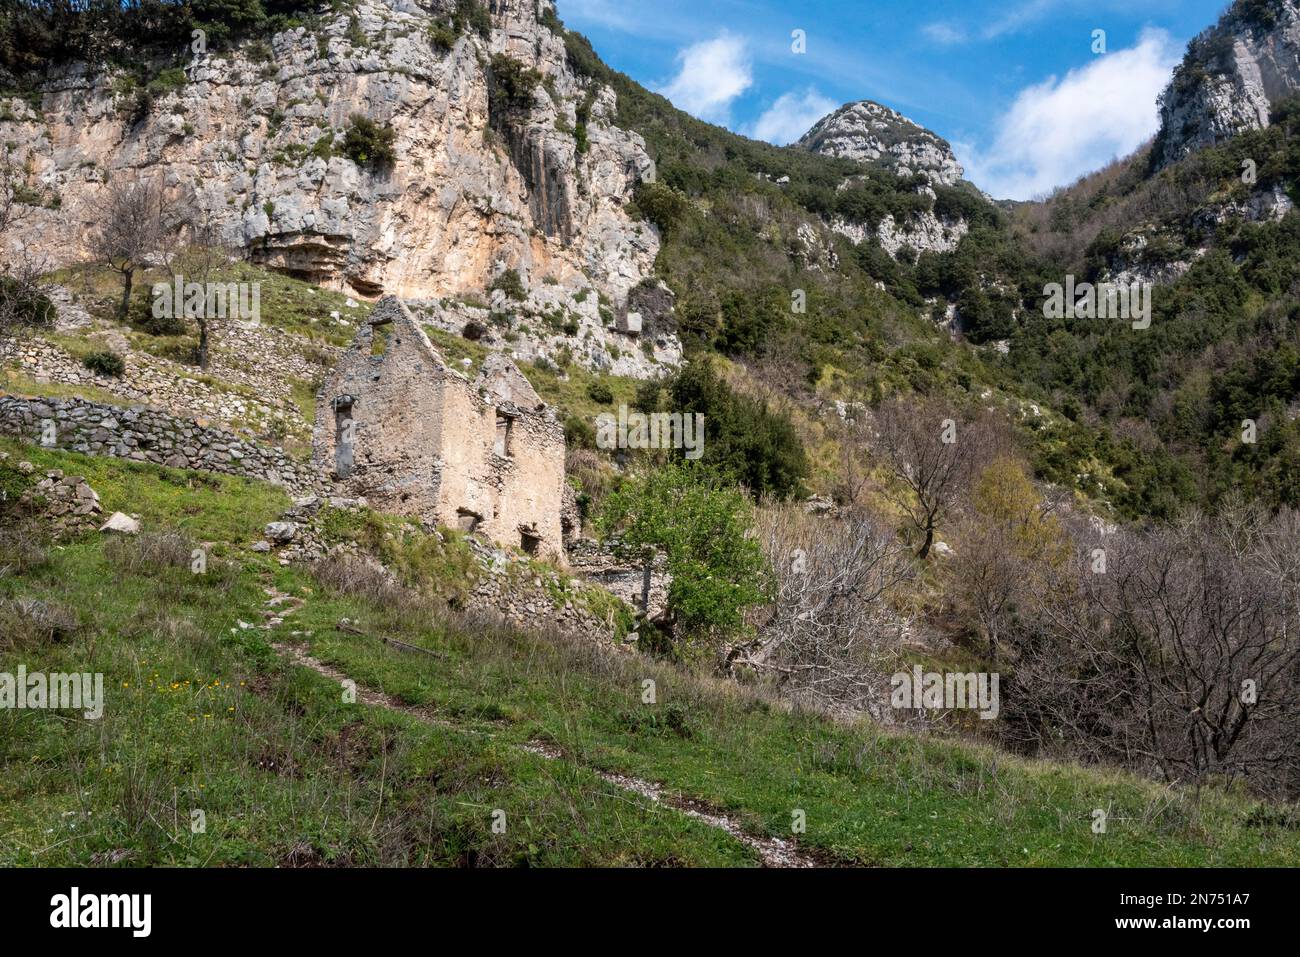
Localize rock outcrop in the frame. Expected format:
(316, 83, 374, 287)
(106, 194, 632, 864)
(829, 209, 969, 258)
(797, 100, 965, 187)
(1153, 0, 1300, 169)
(0, 0, 657, 308)
(796, 100, 976, 259)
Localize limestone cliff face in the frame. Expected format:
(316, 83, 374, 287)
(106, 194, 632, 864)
(0, 0, 657, 307)
(1154, 0, 1300, 169)
(797, 100, 964, 187)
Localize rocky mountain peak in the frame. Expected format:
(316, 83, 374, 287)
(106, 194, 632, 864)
(1153, 0, 1300, 169)
(796, 99, 964, 186)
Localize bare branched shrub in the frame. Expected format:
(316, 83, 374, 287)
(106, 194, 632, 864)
(0, 519, 51, 577)
(315, 549, 412, 608)
(0, 597, 80, 651)
(565, 446, 615, 524)
(943, 456, 1071, 661)
(167, 195, 237, 369)
(1006, 501, 1300, 800)
(739, 502, 914, 716)
(0, 146, 54, 339)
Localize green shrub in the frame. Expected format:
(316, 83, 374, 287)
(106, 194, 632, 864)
(630, 180, 690, 233)
(343, 114, 397, 169)
(487, 54, 541, 129)
(128, 295, 186, 336)
(564, 414, 596, 449)
(428, 24, 457, 50)
(147, 67, 187, 96)
(597, 460, 772, 649)
(586, 380, 613, 404)
(453, 0, 491, 38)
(488, 268, 527, 301)
(309, 132, 336, 162)
(82, 350, 126, 377)
(651, 358, 808, 500)
(0, 460, 38, 522)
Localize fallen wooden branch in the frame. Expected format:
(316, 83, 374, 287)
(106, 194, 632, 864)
(336, 619, 445, 659)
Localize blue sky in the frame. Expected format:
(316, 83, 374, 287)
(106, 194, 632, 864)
(554, 0, 1231, 199)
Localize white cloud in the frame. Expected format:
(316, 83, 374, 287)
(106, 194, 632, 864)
(983, 0, 1059, 40)
(919, 2, 1060, 47)
(658, 33, 753, 123)
(959, 29, 1180, 200)
(921, 22, 966, 46)
(747, 88, 838, 145)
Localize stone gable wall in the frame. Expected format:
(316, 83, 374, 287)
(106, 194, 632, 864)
(313, 297, 566, 557)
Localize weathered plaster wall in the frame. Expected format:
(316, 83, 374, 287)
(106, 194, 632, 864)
(313, 296, 565, 556)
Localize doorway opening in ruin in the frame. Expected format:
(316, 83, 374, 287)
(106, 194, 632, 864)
(520, 529, 541, 555)
(494, 411, 513, 458)
(334, 395, 355, 478)
(457, 509, 482, 534)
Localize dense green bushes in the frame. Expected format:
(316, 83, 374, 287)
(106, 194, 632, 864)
(486, 53, 541, 131)
(82, 350, 126, 377)
(597, 459, 772, 651)
(0, 275, 56, 329)
(636, 359, 808, 501)
(487, 268, 526, 302)
(429, 0, 490, 50)
(342, 114, 397, 169)
(0, 0, 323, 76)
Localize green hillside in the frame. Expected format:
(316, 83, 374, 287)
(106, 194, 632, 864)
(2, 441, 1298, 866)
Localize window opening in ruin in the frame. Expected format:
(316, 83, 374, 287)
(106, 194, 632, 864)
(520, 530, 541, 555)
(494, 412, 513, 458)
(334, 396, 355, 479)
(457, 509, 481, 534)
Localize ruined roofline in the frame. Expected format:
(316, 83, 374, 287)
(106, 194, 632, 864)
(355, 293, 459, 379)
(354, 295, 555, 420)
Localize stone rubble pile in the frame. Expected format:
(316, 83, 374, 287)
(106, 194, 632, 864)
(19, 467, 103, 535)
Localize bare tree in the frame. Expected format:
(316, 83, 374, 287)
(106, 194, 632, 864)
(830, 409, 876, 507)
(89, 176, 177, 322)
(167, 197, 236, 369)
(0, 145, 52, 339)
(873, 396, 998, 559)
(737, 502, 914, 716)
(946, 456, 1070, 662)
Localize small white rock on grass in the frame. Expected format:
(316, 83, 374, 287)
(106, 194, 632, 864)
(99, 512, 140, 535)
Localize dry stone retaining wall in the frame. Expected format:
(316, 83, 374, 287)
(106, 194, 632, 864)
(1, 317, 336, 440)
(0, 395, 314, 493)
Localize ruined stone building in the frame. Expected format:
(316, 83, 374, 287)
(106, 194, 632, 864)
(313, 296, 568, 558)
